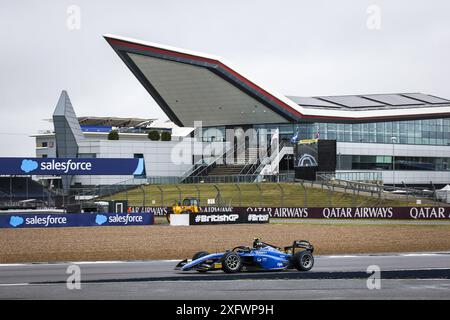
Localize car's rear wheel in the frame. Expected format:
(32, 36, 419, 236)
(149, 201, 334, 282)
(292, 250, 314, 271)
(221, 251, 242, 273)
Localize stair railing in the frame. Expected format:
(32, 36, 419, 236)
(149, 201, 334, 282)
(187, 141, 248, 178)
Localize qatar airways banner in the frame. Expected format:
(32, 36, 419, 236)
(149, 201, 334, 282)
(0, 212, 154, 228)
(128, 206, 170, 216)
(129, 206, 450, 220)
(244, 206, 450, 220)
(0, 157, 144, 175)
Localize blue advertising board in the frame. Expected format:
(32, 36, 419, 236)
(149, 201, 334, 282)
(0, 157, 144, 175)
(0, 212, 154, 228)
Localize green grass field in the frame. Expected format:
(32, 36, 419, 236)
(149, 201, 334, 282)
(100, 183, 417, 207)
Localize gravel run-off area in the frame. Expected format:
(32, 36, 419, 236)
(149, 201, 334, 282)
(1, 223, 450, 263)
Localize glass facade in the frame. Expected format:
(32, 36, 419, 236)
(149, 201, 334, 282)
(200, 119, 450, 173)
(337, 155, 450, 171)
(202, 126, 226, 142)
(251, 118, 450, 146)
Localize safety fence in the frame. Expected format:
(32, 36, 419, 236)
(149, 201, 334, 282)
(93, 180, 437, 208)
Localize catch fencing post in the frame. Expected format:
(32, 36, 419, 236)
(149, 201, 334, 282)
(277, 183, 284, 206)
(235, 183, 242, 206)
(194, 185, 201, 204)
(213, 184, 221, 205)
(156, 185, 164, 206)
(255, 183, 262, 207)
(107, 185, 112, 201)
(175, 185, 182, 203)
(139, 185, 146, 207)
(326, 183, 332, 206)
(300, 181, 307, 207)
(378, 183, 382, 201)
(431, 183, 437, 205)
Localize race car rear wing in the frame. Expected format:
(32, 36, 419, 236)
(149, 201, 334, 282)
(284, 240, 314, 254)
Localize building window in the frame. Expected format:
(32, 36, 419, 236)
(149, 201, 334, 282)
(78, 153, 96, 158)
(349, 154, 450, 171)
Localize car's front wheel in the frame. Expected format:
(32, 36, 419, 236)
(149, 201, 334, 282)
(292, 250, 314, 271)
(221, 251, 242, 273)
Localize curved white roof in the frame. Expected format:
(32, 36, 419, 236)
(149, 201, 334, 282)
(104, 34, 450, 124)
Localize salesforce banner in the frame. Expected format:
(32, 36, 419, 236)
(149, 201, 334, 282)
(0, 157, 144, 175)
(0, 212, 154, 228)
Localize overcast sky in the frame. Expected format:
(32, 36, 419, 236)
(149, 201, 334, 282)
(1, 0, 450, 156)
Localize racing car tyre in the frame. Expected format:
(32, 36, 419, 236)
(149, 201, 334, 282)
(192, 251, 209, 261)
(292, 250, 314, 271)
(221, 251, 242, 273)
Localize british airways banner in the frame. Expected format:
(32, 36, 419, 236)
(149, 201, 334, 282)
(0, 212, 154, 228)
(0, 157, 145, 175)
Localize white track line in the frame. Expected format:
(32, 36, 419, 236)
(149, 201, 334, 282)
(72, 261, 126, 264)
(400, 254, 441, 257)
(0, 254, 447, 268)
(0, 259, 181, 267)
(323, 255, 359, 258)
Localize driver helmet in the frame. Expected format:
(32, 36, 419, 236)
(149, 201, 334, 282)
(253, 238, 263, 248)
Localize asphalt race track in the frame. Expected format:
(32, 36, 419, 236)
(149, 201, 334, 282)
(1, 253, 450, 299)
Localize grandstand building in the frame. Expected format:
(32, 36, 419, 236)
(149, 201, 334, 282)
(33, 35, 450, 188)
(32, 90, 205, 189)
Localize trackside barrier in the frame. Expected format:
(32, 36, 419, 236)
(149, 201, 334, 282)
(189, 210, 270, 225)
(169, 214, 190, 226)
(245, 206, 450, 220)
(131, 206, 450, 220)
(0, 212, 154, 228)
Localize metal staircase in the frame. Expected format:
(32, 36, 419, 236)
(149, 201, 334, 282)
(253, 141, 294, 182)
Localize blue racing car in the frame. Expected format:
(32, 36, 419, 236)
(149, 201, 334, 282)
(175, 238, 314, 273)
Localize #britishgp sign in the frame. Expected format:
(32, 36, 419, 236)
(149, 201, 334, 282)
(0, 212, 154, 228)
(0, 157, 145, 175)
(189, 207, 270, 225)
